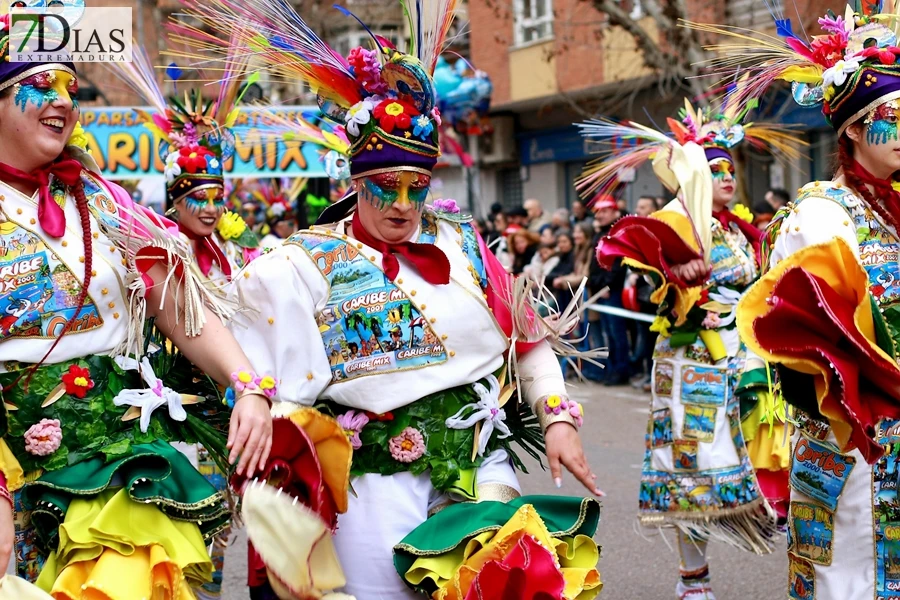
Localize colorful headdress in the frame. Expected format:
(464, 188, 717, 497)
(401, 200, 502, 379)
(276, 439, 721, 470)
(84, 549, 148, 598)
(170, 0, 458, 179)
(687, 2, 900, 136)
(249, 178, 308, 225)
(0, 13, 76, 93)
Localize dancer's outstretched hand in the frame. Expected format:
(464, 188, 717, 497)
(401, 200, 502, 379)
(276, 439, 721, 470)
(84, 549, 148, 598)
(228, 393, 273, 476)
(545, 422, 605, 497)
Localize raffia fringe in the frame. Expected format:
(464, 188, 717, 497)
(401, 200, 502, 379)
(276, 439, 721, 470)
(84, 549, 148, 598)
(101, 203, 239, 359)
(638, 496, 776, 556)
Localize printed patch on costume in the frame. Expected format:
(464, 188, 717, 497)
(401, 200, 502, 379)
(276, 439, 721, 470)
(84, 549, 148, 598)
(876, 518, 900, 598)
(862, 240, 900, 306)
(789, 435, 855, 512)
(684, 338, 713, 364)
(653, 337, 677, 359)
(713, 464, 761, 508)
(673, 439, 698, 471)
(289, 232, 448, 382)
(795, 411, 830, 441)
(680, 365, 727, 406)
(0, 221, 103, 341)
(874, 419, 900, 598)
(788, 502, 833, 566)
(639, 471, 675, 513)
(13, 491, 45, 582)
(709, 222, 758, 288)
(788, 556, 815, 600)
(650, 409, 674, 448)
(727, 402, 744, 450)
(654, 361, 674, 396)
(683, 405, 717, 442)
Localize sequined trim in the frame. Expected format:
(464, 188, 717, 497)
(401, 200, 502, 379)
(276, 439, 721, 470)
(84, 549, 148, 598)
(0, 64, 76, 92)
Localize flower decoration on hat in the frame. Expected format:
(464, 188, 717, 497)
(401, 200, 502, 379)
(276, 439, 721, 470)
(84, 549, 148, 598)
(686, 3, 900, 136)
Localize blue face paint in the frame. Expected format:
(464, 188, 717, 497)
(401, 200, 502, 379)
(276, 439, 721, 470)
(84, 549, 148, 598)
(357, 171, 430, 211)
(184, 188, 226, 215)
(13, 71, 78, 113)
(866, 102, 900, 146)
(14, 85, 59, 112)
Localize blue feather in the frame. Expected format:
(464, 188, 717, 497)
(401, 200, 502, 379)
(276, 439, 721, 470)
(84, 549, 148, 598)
(775, 18, 795, 39)
(166, 62, 183, 81)
(333, 4, 384, 52)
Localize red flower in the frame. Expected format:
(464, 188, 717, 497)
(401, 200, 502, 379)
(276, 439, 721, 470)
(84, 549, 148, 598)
(373, 99, 418, 133)
(176, 145, 214, 173)
(364, 410, 394, 422)
(809, 34, 847, 68)
(698, 289, 710, 305)
(858, 46, 900, 65)
(61, 365, 94, 399)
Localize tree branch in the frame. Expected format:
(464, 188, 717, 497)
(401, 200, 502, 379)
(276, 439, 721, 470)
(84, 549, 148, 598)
(591, 0, 670, 73)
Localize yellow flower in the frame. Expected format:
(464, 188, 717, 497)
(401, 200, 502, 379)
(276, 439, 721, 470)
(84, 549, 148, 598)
(385, 102, 405, 117)
(259, 375, 276, 390)
(237, 371, 253, 384)
(217, 211, 247, 240)
(732, 204, 753, 223)
(67, 121, 88, 150)
(546, 395, 561, 409)
(650, 315, 672, 338)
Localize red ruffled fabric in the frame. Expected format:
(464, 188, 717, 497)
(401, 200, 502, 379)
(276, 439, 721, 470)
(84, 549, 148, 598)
(463, 535, 566, 600)
(231, 418, 338, 587)
(753, 267, 900, 463)
(596, 215, 705, 288)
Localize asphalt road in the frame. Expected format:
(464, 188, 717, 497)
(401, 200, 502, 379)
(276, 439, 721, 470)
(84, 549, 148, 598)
(221, 380, 787, 599)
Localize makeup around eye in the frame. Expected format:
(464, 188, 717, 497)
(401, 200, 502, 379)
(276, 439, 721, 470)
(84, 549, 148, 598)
(184, 189, 225, 214)
(14, 72, 79, 112)
(866, 101, 900, 146)
(709, 161, 735, 180)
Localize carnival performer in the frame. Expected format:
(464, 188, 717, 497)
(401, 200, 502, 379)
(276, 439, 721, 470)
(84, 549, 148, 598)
(0, 17, 273, 599)
(697, 3, 900, 598)
(255, 179, 306, 250)
(175, 1, 604, 599)
(584, 100, 801, 600)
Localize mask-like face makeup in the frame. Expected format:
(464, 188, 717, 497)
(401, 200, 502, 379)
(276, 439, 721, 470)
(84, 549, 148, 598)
(175, 186, 226, 237)
(183, 187, 226, 215)
(356, 171, 431, 211)
(864, 100, 900, 146)
(709, 160, 736, 181)
(14, 70, 79, 113)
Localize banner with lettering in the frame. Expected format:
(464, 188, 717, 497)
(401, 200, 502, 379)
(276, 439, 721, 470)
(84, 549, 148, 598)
(80, 106, 328, 179)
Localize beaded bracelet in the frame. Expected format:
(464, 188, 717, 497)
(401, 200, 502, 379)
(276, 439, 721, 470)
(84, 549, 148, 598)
(536, 394, 584, 431)
(230, 368, 278, 403)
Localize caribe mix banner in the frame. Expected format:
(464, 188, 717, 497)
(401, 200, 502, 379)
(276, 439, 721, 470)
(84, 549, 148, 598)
(80, 106, 328, 179)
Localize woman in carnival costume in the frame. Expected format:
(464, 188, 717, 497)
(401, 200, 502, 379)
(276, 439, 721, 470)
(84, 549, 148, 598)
(0, 14, 273, 600)
(695, 2, 900, 598)
(177, 1, 604, 598)
(582, 100, 802, 599)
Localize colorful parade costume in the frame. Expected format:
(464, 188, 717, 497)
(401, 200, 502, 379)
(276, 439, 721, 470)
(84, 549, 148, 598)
(175, 1, 603, 598)
(580, 101, 802, 597)
(702, 3, 900, 598)
(0, 16, 237, 600)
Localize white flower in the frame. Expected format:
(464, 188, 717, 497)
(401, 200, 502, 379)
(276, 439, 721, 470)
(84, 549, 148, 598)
(270, 203, 286, 217)
(164, 152, 182, 184)
(209, 158, 220, 169)
(822, 56, 861, 89)
(345, 98, 375, 137)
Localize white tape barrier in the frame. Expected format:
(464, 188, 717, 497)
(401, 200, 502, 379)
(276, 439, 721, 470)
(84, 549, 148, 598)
(586, 303, 656, 323)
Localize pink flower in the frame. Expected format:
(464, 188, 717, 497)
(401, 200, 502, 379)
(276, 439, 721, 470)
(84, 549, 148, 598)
(336, 410, 369, 450)
(701, 311, 722, 330)
(389, 427, 425, 463)
(348, 47, 389, 95)
(430, 107, 442, 126)
(433, 198, 460, 213)
(568, 402, 584, 427)
(24, 419, 62, 457)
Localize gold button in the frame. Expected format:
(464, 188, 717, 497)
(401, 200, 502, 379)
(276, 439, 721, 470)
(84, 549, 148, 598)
(78, 256, 85, 263)
(243, 271, 250, 278)
(421, 304, 427, 309)
(370, 256, 377, 261)
(109, 246, 116, 253)
(113, 312, 120, 319)
(29, 218, 35, 225)
(268, 317, 275, 324)
(411, 290, 417, 296)
(108, 302, 115, 309)
(441, 334, 448, 340)
(449, 350, 456, 357)
(843, 221, 849, 226)
(307, 373, 314, 381)
(122, 258, 127, 266)
(356, 243, 363, 249)
(91, 270, 97, 277)
(61, 240, 68, 246)
(794, 226, 800, 232)
(93, 232, 99, 239)
(101, 288, 108, 295)
(397, 278, 403, 284)
(16, 208, 22, 214)
(429, 318, 436, 324)
(0, 195, 5, 200)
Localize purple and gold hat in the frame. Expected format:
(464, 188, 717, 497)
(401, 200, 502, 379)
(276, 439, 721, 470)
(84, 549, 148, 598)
(0, 14, 75, 94)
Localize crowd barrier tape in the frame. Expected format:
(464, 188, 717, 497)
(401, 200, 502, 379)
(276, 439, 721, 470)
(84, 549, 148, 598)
(585, 303, 656, 323)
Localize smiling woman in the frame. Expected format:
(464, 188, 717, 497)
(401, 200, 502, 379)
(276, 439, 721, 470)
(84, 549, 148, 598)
(0, 16, 273, 600)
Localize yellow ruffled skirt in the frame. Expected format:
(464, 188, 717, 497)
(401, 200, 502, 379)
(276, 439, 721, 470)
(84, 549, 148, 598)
(36, 488, 213, 600)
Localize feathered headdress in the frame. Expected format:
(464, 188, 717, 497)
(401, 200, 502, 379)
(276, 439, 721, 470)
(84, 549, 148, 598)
(168, 0, 459, 178)
(686, 1, 900, 135)
(248, 178, 308, 225)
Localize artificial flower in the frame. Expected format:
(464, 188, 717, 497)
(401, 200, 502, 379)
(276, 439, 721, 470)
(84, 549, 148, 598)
(257, 375, 277, 399)
(809, 34, 848, 66)
(650, 315, 672, 338)
(67, 121, 88, 150)
(732, 203, 753, 223)
(569, 401, 584, 427)
(822, 56, 861, 89)
(270, 202, 287, 217)
(164, 152, 182, 184)
(701, 311, 722, 330)
(62, 364, 94, 399)
(209, 158, 220, 170)
(231, 369, 255, 392)
(223, 387, 236, 409)
(176, 144, 214, 173)
(412, 114, 434, 140)
(182, 122, 199, 145)
(364, 410, 394, 422)
(389, 427, 425, 463)
(217, 211, 247, 240)
(336, 410, 369, 450)
(818, 14, 848, 38)
(544, 394, 571, 416)
(430, 106, 442, 126)
(348, 47, 388, 95)
(374, 99, 418, 133)
(857, 45, 900, 65)
(24, 419, 62, 457)
(433, 198, 460, 214)
(345, 98, 375, 137)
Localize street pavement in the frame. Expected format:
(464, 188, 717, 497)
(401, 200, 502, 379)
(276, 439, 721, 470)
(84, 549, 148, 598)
(222, 380, 787, 599)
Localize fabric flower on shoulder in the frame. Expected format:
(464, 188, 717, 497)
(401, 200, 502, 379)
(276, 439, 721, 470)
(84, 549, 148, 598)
(433, 198, 460, 214)
(374, 99, 419, 133)
(732, 203, 753, 223)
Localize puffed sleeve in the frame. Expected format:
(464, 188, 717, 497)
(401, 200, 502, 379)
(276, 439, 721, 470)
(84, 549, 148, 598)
(229, 245, 332, 404)
(770, 196, 859, 266)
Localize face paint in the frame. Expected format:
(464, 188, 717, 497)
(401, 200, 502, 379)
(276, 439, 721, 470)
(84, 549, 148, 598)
(183, 187, 225, 215)
(357, 171, 430, 210)
(13, 70, 78, 112)
(709, 160, 735, 180)
(865, 100, 900, 146)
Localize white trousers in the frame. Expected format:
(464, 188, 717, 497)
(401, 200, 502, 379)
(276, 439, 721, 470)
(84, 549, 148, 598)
(333, 449, 520, 600)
